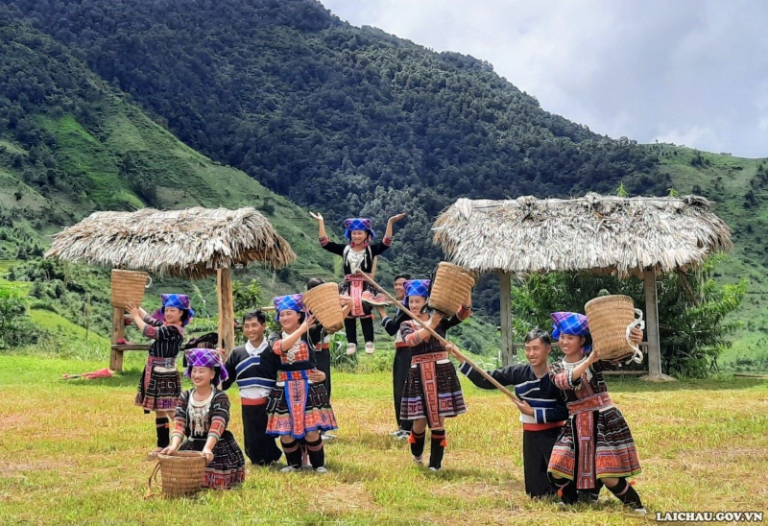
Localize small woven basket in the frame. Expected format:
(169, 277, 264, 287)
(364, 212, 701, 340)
(428, 262, 475, 316)
(585, 295, 643, 362)
(303, 282, 344, 333)
(148, 451, 206, 498)
(111, 269, 149, 308)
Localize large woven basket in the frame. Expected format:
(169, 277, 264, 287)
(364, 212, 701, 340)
(111, 269, 149, 308)
(585, 295, 644, 362)
(148, 451, 206, 498)
(428, 262, 475, 316)
(303, 282, 344, 333)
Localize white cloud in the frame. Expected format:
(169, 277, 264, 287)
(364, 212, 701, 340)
(322, 0, 768, 157)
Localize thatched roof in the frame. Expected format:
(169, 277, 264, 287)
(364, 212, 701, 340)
(432, 193, 732, 276)
(46, 207, 296, 279)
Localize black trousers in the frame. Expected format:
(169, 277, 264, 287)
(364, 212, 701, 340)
(314, 349, 332, 401)
(242, 403, 283, 466)
(392, 346, 412, 431)
(522, 426, 561, 498)
(344, 316, 375, 345)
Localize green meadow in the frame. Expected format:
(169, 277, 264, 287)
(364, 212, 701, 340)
(1, 353, 765, 525)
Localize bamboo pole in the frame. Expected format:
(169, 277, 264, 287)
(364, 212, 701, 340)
(355, 270, 520, 402)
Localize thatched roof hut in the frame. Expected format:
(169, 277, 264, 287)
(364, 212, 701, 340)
(433, 193, 731, 277)
(46, 207, 295, 279)
(432, 193, 732, 380)
(46, 207, 295, 368)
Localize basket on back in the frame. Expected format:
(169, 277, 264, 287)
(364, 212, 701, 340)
(585, 295, 644, 363)
(148, 451, 206, 498)
(111, 269, 149, 308)
(428, 262, 475, 317)
(303, 282, 344, 333)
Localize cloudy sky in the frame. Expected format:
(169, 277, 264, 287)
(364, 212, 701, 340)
(322, 0, 768, 158)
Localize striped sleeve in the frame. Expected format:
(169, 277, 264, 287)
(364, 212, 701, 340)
(171, 391, 188, 439)
(208, 391, 230, 440)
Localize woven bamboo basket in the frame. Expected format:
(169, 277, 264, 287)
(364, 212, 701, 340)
(148, 451, 206, 498)
(428, 262, 475, 316)
(111, 269, 149, 308)
(303, 282, 344, 333)
(585, 295, 644, 362)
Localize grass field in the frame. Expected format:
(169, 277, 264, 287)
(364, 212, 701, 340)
(0, 353, 766, 525)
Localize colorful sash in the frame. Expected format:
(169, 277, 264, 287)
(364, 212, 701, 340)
(567, 392, 613, 489)
(278, 370, 311, 438)
(411, 352, 448, 428)
(345, 274, 367, 317)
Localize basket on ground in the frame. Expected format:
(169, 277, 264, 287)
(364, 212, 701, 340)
(428, 262, 475, 316)
(149, 451, 206, 498)
(585, 295, 644, 362)
(111, 269, 149, 308)
(303, 282, 344, 333)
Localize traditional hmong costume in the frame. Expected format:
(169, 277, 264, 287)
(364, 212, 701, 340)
(266, 294, 337, 470)
(460, 361, 567, 497)
(381, 308, 412, 433)
(172, 349, 245, 490)
(399, 279, 470, 470)
(319, 218, 392, 349)
(222, 338, 283, 466)
(547, 312, 644, 510)
(135, 294, 192, 448)
(307, 322, 332, 401)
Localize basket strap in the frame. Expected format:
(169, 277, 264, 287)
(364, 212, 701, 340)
(144, 462, 162, 500)
(624, 308, 646, 365)
(145, 275, 153, 289)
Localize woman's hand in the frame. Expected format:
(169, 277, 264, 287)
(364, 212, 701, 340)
(445, 342, 459, 357)
(308, 369, 326, 383)
(202, 448, 214, 465)
(629, 327, 643, 344)
(310, 212, 324, 223)
(126, 302, 141, 319)
(388, 213, 406, 224)
(430, 312, 443, 328)
(302, 315, 316, 332)
(375, 305, 388, 319)
(160, 444, 178, 456)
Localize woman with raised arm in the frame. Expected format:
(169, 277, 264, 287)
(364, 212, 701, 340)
(265, 294, 337, 473)
(127, 294, 193, 456)
(547, 312, 646, 514)
(310, 211, 406, 355)
(398, 280, 471, 471)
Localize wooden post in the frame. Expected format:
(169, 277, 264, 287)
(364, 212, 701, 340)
(110, 307, 125, 372)
(217, 268, 236, 359)
(499, 271, 515, 367)
(640, 268, 674, 381)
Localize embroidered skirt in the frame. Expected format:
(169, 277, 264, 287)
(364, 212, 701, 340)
(339, 275, 385, 317)
(266, 375, 337, 439)
(400, 353, 466, 427)
(135, 357, 180, 413)
(548, 398, 641, 489)
(179, 431, 246, 490)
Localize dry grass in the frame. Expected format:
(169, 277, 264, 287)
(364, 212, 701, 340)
(432, 194, 732, 276)
(0, 353, 766, 525)
(45, 207, 296, 278)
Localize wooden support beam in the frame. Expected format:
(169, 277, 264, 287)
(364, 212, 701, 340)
(640, 268, 675, 382)
(110, 307, 125, 372)
(217, 267, 236, 359)
(499, 271, 515, 367)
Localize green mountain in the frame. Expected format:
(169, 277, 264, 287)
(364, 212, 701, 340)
(2, 0, 673, 314)
(657, 145, 768, 370)
(0, 16, 340, 316)
(2, 2, 767, 370)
